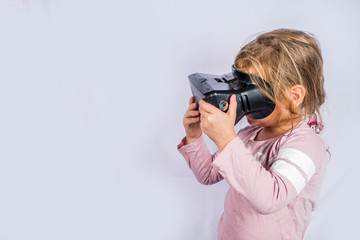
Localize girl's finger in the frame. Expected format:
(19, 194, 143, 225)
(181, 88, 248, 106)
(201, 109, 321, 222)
(188, 102, 198, 110)
(184, 117, 200, 125)
(199, 111, 209, 120)
(199, 104, 211, 114)
(186, 110, 200, 117)
(188, 117, 200, 124)
(189, 96, 195, 105)
(199, 99, 217, 114)
(199, 104, 213, 115)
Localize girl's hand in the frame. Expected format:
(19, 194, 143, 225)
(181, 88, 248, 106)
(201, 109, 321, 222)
(182, 96, 202, 144)
(199, 94, 238, 152)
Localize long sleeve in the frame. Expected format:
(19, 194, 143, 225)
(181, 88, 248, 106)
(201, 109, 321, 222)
(177, 134, 224, 185)
(211, 130, 327, 215)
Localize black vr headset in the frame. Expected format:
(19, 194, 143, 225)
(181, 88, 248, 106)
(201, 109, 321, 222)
(188, 65, 276, 125)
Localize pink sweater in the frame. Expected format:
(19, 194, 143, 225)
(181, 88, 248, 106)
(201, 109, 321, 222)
(177, 121, 328, 240)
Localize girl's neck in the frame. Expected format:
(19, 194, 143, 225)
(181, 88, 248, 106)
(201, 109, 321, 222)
(254, 118, 302, 141)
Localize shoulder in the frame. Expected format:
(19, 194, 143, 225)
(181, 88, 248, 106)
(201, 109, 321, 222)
(281, 121, 326, 150)
(277, 121, 327, 170)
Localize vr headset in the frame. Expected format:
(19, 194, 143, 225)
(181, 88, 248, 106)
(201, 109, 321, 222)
(188, 65, 276, 125)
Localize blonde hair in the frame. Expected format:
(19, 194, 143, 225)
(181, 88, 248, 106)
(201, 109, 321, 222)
(234, 29, 326, 125)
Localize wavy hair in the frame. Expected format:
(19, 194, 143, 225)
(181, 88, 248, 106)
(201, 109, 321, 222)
(234, 29, 326, 125)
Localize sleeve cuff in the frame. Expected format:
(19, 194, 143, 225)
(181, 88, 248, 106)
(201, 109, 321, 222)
(177, 133, 209, 168)
(177, 133, 205, 150)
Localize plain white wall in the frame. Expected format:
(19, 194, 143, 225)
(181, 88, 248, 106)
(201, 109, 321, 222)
(0, 0, 359, 239)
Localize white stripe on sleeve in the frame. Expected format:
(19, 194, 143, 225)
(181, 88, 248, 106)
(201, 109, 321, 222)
(270, 160, 306, 194)
(277, 148, 316, 181)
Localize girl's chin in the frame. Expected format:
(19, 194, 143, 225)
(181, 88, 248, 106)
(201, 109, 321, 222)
(246, 116, 264, 126)
(246, 115, 256, 124)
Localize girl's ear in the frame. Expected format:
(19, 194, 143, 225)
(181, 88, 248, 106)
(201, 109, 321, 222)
(290, 85, 306, 108)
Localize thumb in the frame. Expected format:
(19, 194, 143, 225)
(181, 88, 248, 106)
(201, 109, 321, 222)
(227, 94, 237, 119)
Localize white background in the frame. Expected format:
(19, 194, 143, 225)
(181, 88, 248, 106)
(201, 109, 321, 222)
(0, 0, 359, 239)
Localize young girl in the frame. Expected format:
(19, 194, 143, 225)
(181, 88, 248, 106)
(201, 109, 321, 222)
(177, 29, 328, 240)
